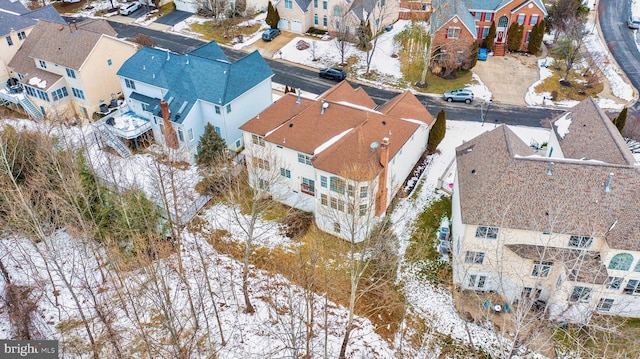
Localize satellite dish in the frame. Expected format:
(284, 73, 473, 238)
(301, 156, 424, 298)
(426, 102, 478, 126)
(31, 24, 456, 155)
(370, 142, 379, 150)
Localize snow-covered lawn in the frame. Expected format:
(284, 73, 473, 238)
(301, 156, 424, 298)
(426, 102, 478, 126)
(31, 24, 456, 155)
(0, 115, 551, 357)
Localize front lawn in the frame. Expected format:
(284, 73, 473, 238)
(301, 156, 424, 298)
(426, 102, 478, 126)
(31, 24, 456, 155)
(189, 18, 261, 43)
(534, 63, 604, 102)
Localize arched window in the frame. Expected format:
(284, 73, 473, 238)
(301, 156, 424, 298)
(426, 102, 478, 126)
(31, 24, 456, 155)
(609, 253, 634, 271)
(497, 16, 508, 28)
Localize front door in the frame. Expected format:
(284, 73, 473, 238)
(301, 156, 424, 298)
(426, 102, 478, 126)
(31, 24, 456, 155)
(496, 15, 509, 43)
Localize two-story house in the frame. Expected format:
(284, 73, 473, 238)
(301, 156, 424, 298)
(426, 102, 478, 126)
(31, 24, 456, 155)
(0, 0, 65, 83)
(431, 0, 546, 59)
(452, 98, 640, 322)
(111, 41, 274, 160)
(6, 19, 137, 121)
(275, 0, 398, 37)
(240, 81, 433, 241)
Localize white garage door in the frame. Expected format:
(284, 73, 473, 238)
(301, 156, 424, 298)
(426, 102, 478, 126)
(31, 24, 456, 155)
(278, 18, 289, 30)
(291, 20, 302, 32)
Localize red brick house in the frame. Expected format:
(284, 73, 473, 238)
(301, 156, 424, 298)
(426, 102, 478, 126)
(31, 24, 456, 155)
(431, 0, 547, 57)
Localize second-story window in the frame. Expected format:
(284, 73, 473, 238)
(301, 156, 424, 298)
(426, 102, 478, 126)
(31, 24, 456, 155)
(298, 153, 312, 165)
(125, 78, 136, 89)
(17, 31, 26, 40)
(66, 68, 76, 79)
(447, 27, 460, 39)
(475, 226, 498, 239)
(568, 235, 592, 248)
(531, 261, 553, 278)
(39, 59, 46, 68)
(6, 36, 13, 46)
(251, 134, 265, 146)
(285, 0, 292, 9)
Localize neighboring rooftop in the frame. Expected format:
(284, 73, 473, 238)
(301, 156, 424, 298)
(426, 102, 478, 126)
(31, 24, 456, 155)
(118, 42, 274, 123)
(9, 19, 119, 81)
(551, 97, 635, 165)
(456, 118, 640, 251)
(241, 81, 434, 181)
(0, 0, 64, 36)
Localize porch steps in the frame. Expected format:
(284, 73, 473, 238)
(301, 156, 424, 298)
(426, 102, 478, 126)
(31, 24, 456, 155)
(95, 123, 132, 158)
(494, 43, 506, 56)
(0, 90, 44, 120)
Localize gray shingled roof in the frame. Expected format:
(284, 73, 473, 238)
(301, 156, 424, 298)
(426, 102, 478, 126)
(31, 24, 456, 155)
(349, 0, 377, 21)
(505, 244, 608, 284)
(0, 4, 64, 36)
(295, 0, 313, 12)
(456, 123, 640, 251)
(431, 0, 477, 37)
(551, 98, 635, 165)
(9, 19, 117, 74)
(0, 0, 29, 15)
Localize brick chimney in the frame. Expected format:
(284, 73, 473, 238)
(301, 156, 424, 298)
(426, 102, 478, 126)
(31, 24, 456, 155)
(375, 137, 390, 217)
(160, 100, 179, 149)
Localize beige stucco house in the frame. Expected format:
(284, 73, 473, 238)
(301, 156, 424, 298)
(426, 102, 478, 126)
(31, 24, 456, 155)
(7, 19, 137, 121)
(452, 98, 640, 323)
(274, 0, 398, 37)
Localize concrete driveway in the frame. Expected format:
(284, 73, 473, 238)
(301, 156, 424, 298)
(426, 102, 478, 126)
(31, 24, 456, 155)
(473, 53, 540, 106)
(244, 31, 299, 58)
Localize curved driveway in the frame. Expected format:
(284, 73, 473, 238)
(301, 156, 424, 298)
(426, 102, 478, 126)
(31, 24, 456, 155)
(599, 0, 640, 110)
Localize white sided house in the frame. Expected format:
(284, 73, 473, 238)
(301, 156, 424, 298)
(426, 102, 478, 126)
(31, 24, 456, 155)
(110, 42, 274, 160)
(451, 98, 640, 323)
(240, 81, 433, 241)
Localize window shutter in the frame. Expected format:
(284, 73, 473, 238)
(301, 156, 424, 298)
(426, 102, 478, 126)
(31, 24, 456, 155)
(445, 28, 448, 38)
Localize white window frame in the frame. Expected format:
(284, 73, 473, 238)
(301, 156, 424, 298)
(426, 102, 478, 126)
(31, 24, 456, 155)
(475, 226, 498, 239)
(447, 27, 460, 39)
(465, 251, 485, 265)
(531, 261, 553, 278)
(569, 286, 592, 302)
(597, 298, 614, 312)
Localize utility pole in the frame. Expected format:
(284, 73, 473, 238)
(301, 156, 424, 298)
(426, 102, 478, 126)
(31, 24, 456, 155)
(481, 98, 492, 126)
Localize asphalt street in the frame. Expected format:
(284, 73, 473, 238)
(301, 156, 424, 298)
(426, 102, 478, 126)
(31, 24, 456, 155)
(79, 17, 564, 128)
(598, 0, 640, 111)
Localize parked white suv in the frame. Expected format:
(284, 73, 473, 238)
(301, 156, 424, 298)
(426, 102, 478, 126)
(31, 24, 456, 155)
(120, 1, 140, 15)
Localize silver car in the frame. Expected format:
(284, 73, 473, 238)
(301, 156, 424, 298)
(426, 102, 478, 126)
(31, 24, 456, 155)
(443, 88, 474, 104)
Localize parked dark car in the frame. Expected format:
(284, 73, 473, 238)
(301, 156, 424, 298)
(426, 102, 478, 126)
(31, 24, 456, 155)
(262, 28, 281, 41)
(443, 88, 474, 104)
(319, 68, 347, 81)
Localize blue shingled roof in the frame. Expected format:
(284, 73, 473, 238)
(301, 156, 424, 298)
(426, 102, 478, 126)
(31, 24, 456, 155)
(0, 4, 64, 36)
(0, 0, 29, 15)
(118, 43, 274, 124)
(469, 0, 546, 14)
(187, 41, 228, 62)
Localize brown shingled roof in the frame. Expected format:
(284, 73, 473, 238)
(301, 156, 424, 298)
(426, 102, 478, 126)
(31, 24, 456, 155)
(318, 80, 377, 108)
(377, 90, 434, 126)
(456, 125, 640, 251)
(19, 67, 62, 91)
(312, 112, 420, 181)
(505, 244, 608, 284)
(551, 98, 635, 165)
(9, 19, 117, 74)
(242, 82, 430, 182)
